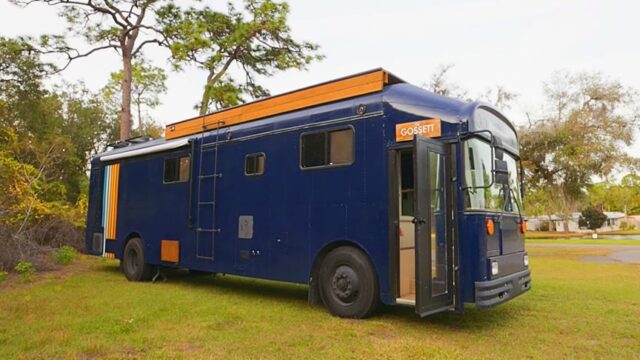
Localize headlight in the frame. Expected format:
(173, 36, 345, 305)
(524, 254, 529, 267)
(491, 261, 499, 275)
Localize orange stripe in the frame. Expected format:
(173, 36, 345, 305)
(108, 166, 114, 238)
(112, 164, 120, 239)
(109, 164, 118, 239)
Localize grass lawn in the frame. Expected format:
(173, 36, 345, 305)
(525, 231, 588, 239)
(1, 248, 639, 359)
(526, 238, 640, 246)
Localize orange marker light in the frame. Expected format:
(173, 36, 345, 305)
(486, 219, 495, 236)
(520, 221, 527, 234)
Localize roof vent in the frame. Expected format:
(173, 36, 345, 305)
(108, 135, 154, 149)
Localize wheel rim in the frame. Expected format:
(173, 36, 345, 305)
(127, 248, 138, 274)
(330, 265, 360, 304)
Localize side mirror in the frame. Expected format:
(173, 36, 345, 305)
(494, 159, 509, 185)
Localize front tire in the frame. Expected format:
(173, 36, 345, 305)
(121, 237, 154, 281)
(318, 246, 379, 318)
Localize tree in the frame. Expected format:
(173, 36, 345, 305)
(424, 64, 518, 109)
(10, 0, 172, 140)
(588, 173, 640, 215)
(578, 206, 608, 231)
(103, 59, 167, 133)
(158, 0, 323, 115)
(425, 64, 469, 100)
(519, 71, 639, 204)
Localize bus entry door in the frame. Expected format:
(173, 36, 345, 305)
(413, 136, 454, 316)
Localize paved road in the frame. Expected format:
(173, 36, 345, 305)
(527, 243, 640, 264)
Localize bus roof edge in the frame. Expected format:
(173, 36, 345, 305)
(165, 69, 403, 140)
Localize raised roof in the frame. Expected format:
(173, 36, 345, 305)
(165, 68, 403, 140)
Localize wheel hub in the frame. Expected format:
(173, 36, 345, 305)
(331, 265, 359, 303)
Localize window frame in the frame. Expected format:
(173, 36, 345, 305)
(163, 155, 191, 184)
(244, 152, 266, 176)
(299, 125, 356, 170)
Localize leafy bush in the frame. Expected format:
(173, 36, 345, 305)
(0, 271, 7, 284)
(578, 207, 608, 231)
(620, 222, 636, 231)
(14, 261, 35, 282)
(52, 246, 77, 265)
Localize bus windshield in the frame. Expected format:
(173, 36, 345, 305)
(463, 137, 522, 213)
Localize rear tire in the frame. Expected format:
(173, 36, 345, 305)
(318, 246, 379, 318)
(121, 237, 154, 281)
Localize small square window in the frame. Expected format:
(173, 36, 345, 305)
(164, 156, 190, 183)
(245, 153, 265, 176)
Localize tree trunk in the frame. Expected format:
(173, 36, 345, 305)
(120, 53, 133, 140)
(199, 87, 209, 116)
(199, 71, 216, 116)
(137, 97, 143, 133)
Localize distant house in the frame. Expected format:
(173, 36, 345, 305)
(527, 212, 627, 232)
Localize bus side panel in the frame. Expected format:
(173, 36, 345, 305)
(111, 150, 192, 265)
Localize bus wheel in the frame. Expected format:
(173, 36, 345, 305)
(318, 246, 378, 318)
(121, 237, 154, 281)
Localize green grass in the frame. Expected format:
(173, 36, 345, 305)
(1, 250, 639, 359)
(525, 231, 587, 239)
(527, 238, 640, 246)
(600, 229, 640, 235)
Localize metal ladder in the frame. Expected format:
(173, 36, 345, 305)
(195, 118, 224, 260)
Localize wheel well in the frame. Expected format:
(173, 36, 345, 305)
(309, 240, 378, 282)
(308, 241, 378, 304)
(122, 232, 142, 255)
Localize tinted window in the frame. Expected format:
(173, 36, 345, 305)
(164, 156, 190, 183)
(245, 153, 265, 176)
(301, 128, 354, 168)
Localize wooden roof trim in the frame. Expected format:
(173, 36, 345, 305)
(165, 68, 402, 140)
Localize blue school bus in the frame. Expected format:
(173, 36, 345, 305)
(86, 69, 530, 318)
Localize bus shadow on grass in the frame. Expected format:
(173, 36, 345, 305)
(96, 262, 524, 329)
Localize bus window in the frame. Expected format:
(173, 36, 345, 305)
(164, 156, 190, 183)
(301, 127, 354, 168)
(245, 153, 265, 176)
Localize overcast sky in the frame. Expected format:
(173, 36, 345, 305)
(1, 0, 639, 154)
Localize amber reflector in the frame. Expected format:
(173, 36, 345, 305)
(486, 219, 495, 236)
(520, 221, 527, 234)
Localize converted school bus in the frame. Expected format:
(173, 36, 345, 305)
(86, 69, 531, 318)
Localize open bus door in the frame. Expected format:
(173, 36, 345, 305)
(413, 135, 454, 316)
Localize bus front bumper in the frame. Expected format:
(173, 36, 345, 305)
(475, 269, 531, 308)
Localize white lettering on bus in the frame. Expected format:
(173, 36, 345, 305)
(399, 124, 436, 137)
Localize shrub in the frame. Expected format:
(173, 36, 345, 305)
(578, 207, 608, 231)
(0, 271, 7, 284)
(14, 261, 35, 282)
(620, 222, 636, 231)
(52, 246, 77, 265)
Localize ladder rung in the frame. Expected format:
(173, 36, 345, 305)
(199, 174, 222, 179)
(198, 201, 215, 205)
(202, 147, 218, 152)
(197, 228, 220, 233)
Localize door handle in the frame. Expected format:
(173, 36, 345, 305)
(412, 217, 426, 225)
